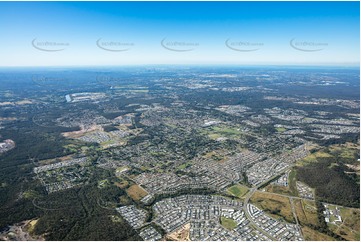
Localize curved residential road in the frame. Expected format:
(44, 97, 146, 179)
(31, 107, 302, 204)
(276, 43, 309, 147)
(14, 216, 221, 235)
(243, 187, 276, 240)
(242, 167, 294, 240)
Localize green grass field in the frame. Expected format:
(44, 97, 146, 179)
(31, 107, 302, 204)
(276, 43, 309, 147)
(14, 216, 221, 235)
(211, 126, 243, 136)
(201, 125, 243, 140)
(177, 162, 192, 170)
(220, 217, 237, 230)
(297, 151, 333, 166)
(98, 179, 110, 189)
(275, 127, 286, 132)
(288, 169, 298, 196)
(227, 184, 249, 198)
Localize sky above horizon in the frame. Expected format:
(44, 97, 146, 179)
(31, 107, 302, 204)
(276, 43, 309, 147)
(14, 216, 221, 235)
(0, 1, 359, 66)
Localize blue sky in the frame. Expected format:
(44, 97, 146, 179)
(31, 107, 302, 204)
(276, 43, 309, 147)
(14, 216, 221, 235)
(0, 1, 359, 66)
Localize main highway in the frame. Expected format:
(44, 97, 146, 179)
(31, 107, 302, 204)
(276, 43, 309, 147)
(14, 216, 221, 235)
(242, 167, 297, 240)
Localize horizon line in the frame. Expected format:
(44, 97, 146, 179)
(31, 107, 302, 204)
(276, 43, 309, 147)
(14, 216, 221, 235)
(0, 63, 359, 68)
